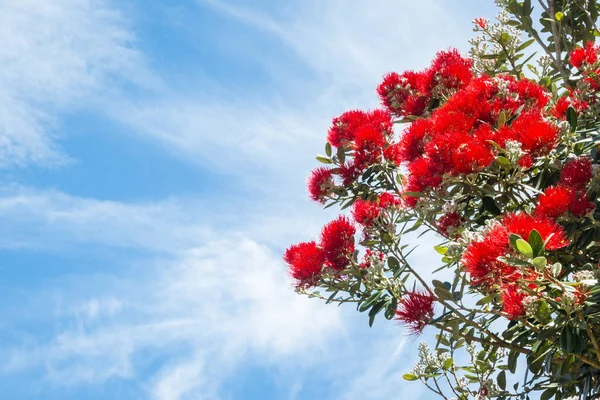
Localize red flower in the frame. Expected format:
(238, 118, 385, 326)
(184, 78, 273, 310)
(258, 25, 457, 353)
(307, 167, 334, 203)
(377, 71, 430, 117)
(436, 212, 463, 238)
(450, 137, 494, 174)
(552, 96, 571, 119)
(502, 213, 570, 250)
(378, 192, 402, 208)
(284, 241, 325, 288)
(351, 192, 401, 226)
(352, 199, 381, 226)
(570, 42, 598, 69)
(534, 186, 572, 219)
(395, 290, 435, 335)
(535, 185, 595, 219)
(396, 118, 431, 163)
(462, 225, 515, 287)
(339, 161, 361, 186)
(474, 17, 487, 29)
(426, 49, 473, 94)
(320, 216, 356, 270)
(501, 285, 527, 320)
(559, 157, 592, 190)
(500, 112, 559, 156)
(327, 110, 368, 147)
(509, 78, 550, 110)
(354, 124, 386, 166)
(518, 154, 534, 169)
(570, 191, 595, 217)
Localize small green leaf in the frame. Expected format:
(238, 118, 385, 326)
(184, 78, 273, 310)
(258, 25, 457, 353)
(387, 256, 400, 271)
(434, 286, 454, 302)
(434, 245, 448, 255)
(336, 146, 345, 164)
(528, 229, 544, 257)
(508, 350, 518, 373)
(496, 156, 511, 168)
(359, 291, 382, 312)
(566, 106, 577, 132)
(515, 239, 533, 258)
(497, 370, 506, 391)
(443, 358, 454, 370)
(316, 155, 332, 164)
(532, 256, 547, 269)
(325, 142, 332, 157)
(497, 111, 507, 128)
(403, 373, 419, 381)
(509, 234, 523, 250)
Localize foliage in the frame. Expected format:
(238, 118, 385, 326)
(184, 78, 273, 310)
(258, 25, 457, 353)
(283, 0, 600, 398)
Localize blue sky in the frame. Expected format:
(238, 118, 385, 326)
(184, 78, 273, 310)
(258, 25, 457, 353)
(0, 1, 498, 399)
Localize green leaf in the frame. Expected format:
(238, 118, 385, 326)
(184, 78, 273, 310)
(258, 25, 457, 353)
(516, 38, 535, 52)
(541, 388, 557, 400)
(359, 291, 382, 312)
(566, 106, 578, 132)
(403, 373, 419, 381)
(528, 229, 544, 257)
(368, 299, 386, 327)
(496, 156, 511, 168)
(532, 256, 547, 269)
(385, 297, 398, 320)
(316, 155, 332, 164)
(497, 111, 507, 128)
(434, 245, 448, 255)
(443, 358, 454, 370)
(509, 234, 523, 250)
(536, 300, 552, 323)
(325, 142, 332, 157)
(515, 238, 533, 258)
(508, 350, 518, 374)
(497, 370, 507, 391)
(336, 146, 345, 164)
(434, 286, 454, 302)
(387, 256, 400, 271)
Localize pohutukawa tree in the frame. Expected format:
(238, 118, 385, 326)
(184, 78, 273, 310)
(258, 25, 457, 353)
(284, 0, 600, 399)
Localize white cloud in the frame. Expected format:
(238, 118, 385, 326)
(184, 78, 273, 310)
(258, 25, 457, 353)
(107, 0, 490, 182)
(0, 0, 153, 167)
(0, 186, 212, 252)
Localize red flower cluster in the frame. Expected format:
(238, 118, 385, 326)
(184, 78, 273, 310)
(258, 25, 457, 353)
(377, 49, 472, 118)
(570, 42, 599, 69)
(351, 192, 402, 226)
(534, 157, 596, 219)
(435, 211, 463, 238)
(358, 249, 385, 269)
(318, 109, 395, 188)
(502, 285, 527, 320)
(474, 17, 488, 29)
(307, 167, 334, 203)
(551, 95, 589, 119)
(395, 290, 435, 335)
(559, 157, 593, 190)
(284, 216, 356, 288)
(462, 213, 570, 288)
(320, 216, 357, 270)
(535, 185, 594, 219)
(389, 74, 556, 206)
(284, 241, 324, 289)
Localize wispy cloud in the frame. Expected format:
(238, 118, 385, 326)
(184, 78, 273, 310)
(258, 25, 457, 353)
(0, 0, 153, 168)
